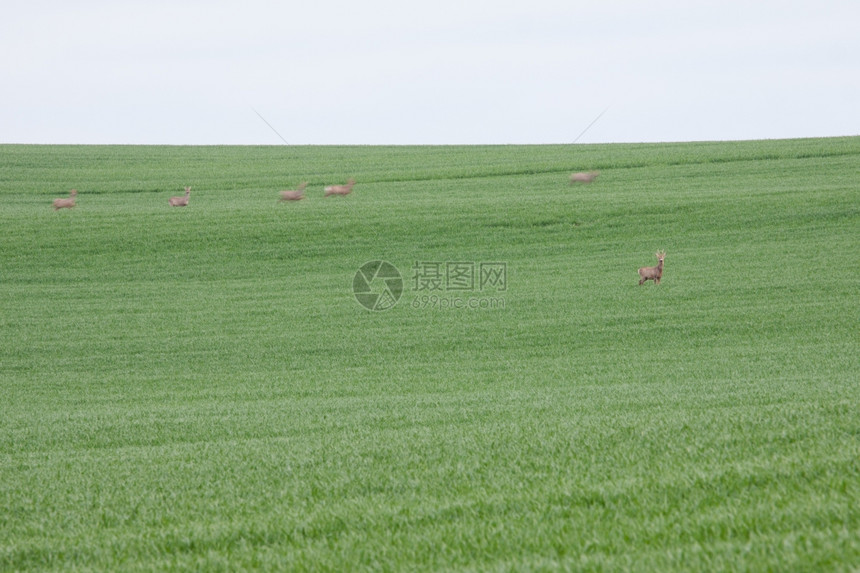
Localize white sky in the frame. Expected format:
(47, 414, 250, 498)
(2, 0, 858, 145)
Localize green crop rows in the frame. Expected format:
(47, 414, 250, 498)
(1, 138, 858, 570)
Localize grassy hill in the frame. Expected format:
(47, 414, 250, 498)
(1, 138, 858, 570)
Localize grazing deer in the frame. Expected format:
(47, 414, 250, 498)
(279, 182, 308, 201)
(52, 189, 78, 210)
(569, 171, 599, 184)
(324, 179, 355, 197)
(638, 250, 666, 285)
(169, 186, 191, 207)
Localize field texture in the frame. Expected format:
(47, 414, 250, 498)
(1, 138, 859, 571)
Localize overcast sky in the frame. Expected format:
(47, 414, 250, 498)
(2, 0, 858, 145)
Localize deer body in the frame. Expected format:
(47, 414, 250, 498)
(279, 182, 307, 201)
(169, 187, 191, 207)
(53, 189, 77, 210)
(638, 250, 666, 285)
(570, 171, 599, 184)
(324, 179, 355, 197)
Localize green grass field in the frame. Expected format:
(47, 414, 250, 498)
(1, 138, 858, 571)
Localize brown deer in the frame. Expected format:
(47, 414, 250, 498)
(569, 171, 599, 184)
(324, 179, 355, 197)
(169, 186, 191, 207)
(52, 189, 78, 210)
(279, 182, 308, 201)
(638, 250, 666, 285)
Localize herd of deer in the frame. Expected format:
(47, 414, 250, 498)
(279, 178, 356, 201)
(51, 172, 665, 285)
(51, 179, 357, 211)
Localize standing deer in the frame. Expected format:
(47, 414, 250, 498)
(569, 171, 599, 184)
(169, 186, 191, 207)
(638, 250, 666, 285)
(279, 182, 308, 201)
(53, 189, 78, 210)
(324, 179, 355, 197)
